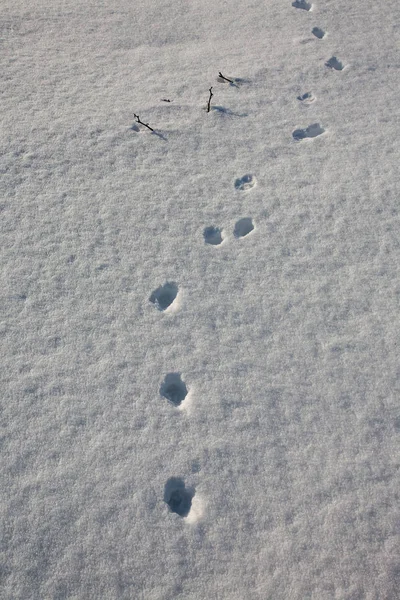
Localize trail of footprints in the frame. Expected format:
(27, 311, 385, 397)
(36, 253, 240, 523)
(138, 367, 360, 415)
(131, 3, 347, 144)
(145, 2, 348, 521)
(293, 0, 347, 141)
(149, 174, 257, 520)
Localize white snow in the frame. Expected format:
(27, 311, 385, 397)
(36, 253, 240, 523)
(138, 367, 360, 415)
(1, 0, 400, 598)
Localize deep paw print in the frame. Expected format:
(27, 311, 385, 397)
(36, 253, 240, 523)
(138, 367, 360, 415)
(203, 226, 224, 246)
(149, 282, 179, 311)
(164, 477, 195, 518)
(234, 174, 256, 191)
(292, 0, 312, 11)
(292, 123, 325, 140)
(234, 217, 255, 238)
(312, 27, 326, 39)
(325, 56, 345, 71)
(297, 91, 316, 104)
(160, 373, 188, 407)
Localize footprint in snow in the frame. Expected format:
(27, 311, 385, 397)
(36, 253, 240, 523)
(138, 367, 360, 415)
(312, 27, 326, 39)
(234, 218, 255, 238)
(203, 226, 224, 246)
(292, 123, 325, 140)
(297, 91, 316, 104)
(160, 373, 188, 407)
(234, 174, 256, 191)
(164, 477, 195, 518)
(325, 56, 345, 71)
(292, 0, 312, 11)
(149, 282, 179, 311)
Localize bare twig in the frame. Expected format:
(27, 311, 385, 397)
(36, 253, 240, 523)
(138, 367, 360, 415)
(207, 87, 213, 113)
(133, 114, 154, 132)
(218, 71, 234, 84)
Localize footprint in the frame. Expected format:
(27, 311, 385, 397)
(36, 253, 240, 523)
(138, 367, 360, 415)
(312, 27, 326, 39)
(149, 282, 178, 311)
(292, 123, 325, 141)
(203, 226, 224, 245)
(292, 0, 312, 11)
(164, 477, 195, 518)
(325, 56, 345, 71)
(234, 217, 254, 238)
(234, 174, 256, 191)
(297, 91, 316, 104)
(160, 373, 188, 407)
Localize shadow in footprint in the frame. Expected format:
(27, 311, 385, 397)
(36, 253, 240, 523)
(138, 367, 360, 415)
(164, 477, 195, 517)
(234, 174, 256, 191)
(297, 91, 316, 104)
(234, 218, 254, 238)
(160, 373, 188, 407)
(293, 123, 325, 141)
(204, 226, 224, 246)
(325, 56, 344, 70)
(312, 27, 325, 39)
(149, 282, 178, 311)
(292, 0, 312, 10)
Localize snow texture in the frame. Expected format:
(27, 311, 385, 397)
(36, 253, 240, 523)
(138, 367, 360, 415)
(1, 0, 400, 598)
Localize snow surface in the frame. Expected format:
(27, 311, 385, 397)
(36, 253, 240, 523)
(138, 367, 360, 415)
(1, 0, 400, 598)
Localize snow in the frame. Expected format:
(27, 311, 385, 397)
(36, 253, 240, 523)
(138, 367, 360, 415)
(1, 0, 400, 598)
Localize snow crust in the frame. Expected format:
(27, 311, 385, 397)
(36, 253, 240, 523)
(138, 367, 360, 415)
(1, 0, 400, 598)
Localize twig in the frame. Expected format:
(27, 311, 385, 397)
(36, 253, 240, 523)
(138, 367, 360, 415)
(207, 87, 213, 113)
(133, 114, 154, 132)
(219, 71, 234, 84)
(161, 99, 171, 102)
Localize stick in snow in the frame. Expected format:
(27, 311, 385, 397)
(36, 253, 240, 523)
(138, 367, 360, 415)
(133, 114, 154, 132)
(219, 71, 234, 84)
(207, 87, 213, 113)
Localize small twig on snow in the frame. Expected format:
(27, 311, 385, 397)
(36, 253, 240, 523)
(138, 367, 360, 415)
(133, 114, 154, 132)
(207, 87, 213, 113)
(219, 71, 234, 84)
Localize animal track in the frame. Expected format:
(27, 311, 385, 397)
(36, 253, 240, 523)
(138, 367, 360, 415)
(325, 56, 345, 71)
(312, 27, 325, 39)
(234, 174, 256, 191)
(149, 282, 179, 311)
(160, 373, 188, 407)
(164, 477, 195, 518)
(292, 0, 312, 11)
(204, 226, 224, 245)
(292, 123, 325, 141)
(234, 218, 254, 238)
(297, 91, 316, 104)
